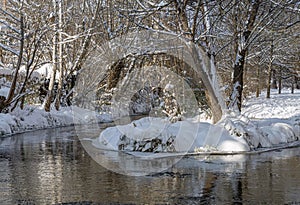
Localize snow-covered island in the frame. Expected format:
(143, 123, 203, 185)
(93, 89, 300, 153)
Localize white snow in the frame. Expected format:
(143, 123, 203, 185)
(92, 88, 300, 153)
(19, 63, 60, 79)
(93, 117, 250, 153)
(0, 86, 9, 98)
(0, 67, 13, 76)
(222, 88, 300, 149)
(0, 106, 112, 136)
(242, 88, 300, 119)
(0, 63, 64, 81)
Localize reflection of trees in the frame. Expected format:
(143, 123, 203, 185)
(5, 128, 84, 203)
(2, 130, 300, 204)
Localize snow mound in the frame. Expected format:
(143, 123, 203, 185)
(237, 89, 300, 148)
(220, 113, 300, 149)
(92, 117, 250, 153)
(0, 113, 14, 135)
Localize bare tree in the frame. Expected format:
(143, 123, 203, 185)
(1, 0, 299, 116)
(0, 1, 24, 112)
(55, 0, 64, 110)
(229, 0, 260, 111)
(44, 0, 59, 112)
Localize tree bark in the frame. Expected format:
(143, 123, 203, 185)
(55, 0, 63, 110)
(44, 0, 58, 112)
(266, 43, 274, 98)
(291, 75, 296, 94)
(230, 0, 260, 111)
(278, 66, 282, 94)
(256, 67, 260, 97)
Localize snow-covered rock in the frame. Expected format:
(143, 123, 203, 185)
(220, 115, 299, 149)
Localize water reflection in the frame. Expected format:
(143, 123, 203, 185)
(0, 126, 299, 204)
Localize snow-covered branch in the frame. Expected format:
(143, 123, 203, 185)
(0, 42, 20, 56)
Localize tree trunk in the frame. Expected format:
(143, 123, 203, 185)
(12, 35, 40, 111)
(266, 65, 272, 98)
(55, 0, 63, 110)
(266, 43, 274, 99)
(11, 65, 29, 111)
(278, 66, 282, 94)
(256, 66, 260, 97)
(0, 45, 3, 63)
(291, 75, 296, 94)
(230, 0, 260, 111)
(44, 0, 58, 112)
(231, 49, 246, 111)
(271, 69, 277, 89)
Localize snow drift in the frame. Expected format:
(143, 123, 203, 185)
(93, 117, 250, 153)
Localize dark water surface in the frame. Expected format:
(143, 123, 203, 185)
(0, 126, 300, 205)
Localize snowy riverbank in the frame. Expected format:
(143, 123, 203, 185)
(237, 88, 300, 149)
(1, 89, 299, 153)
(0, 106, 111, 136)
(93, 89, 300, 153)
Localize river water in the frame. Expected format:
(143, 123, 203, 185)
(0, 126, 300, 205)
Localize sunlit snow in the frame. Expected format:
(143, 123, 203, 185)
(93, 89, 300, 153)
